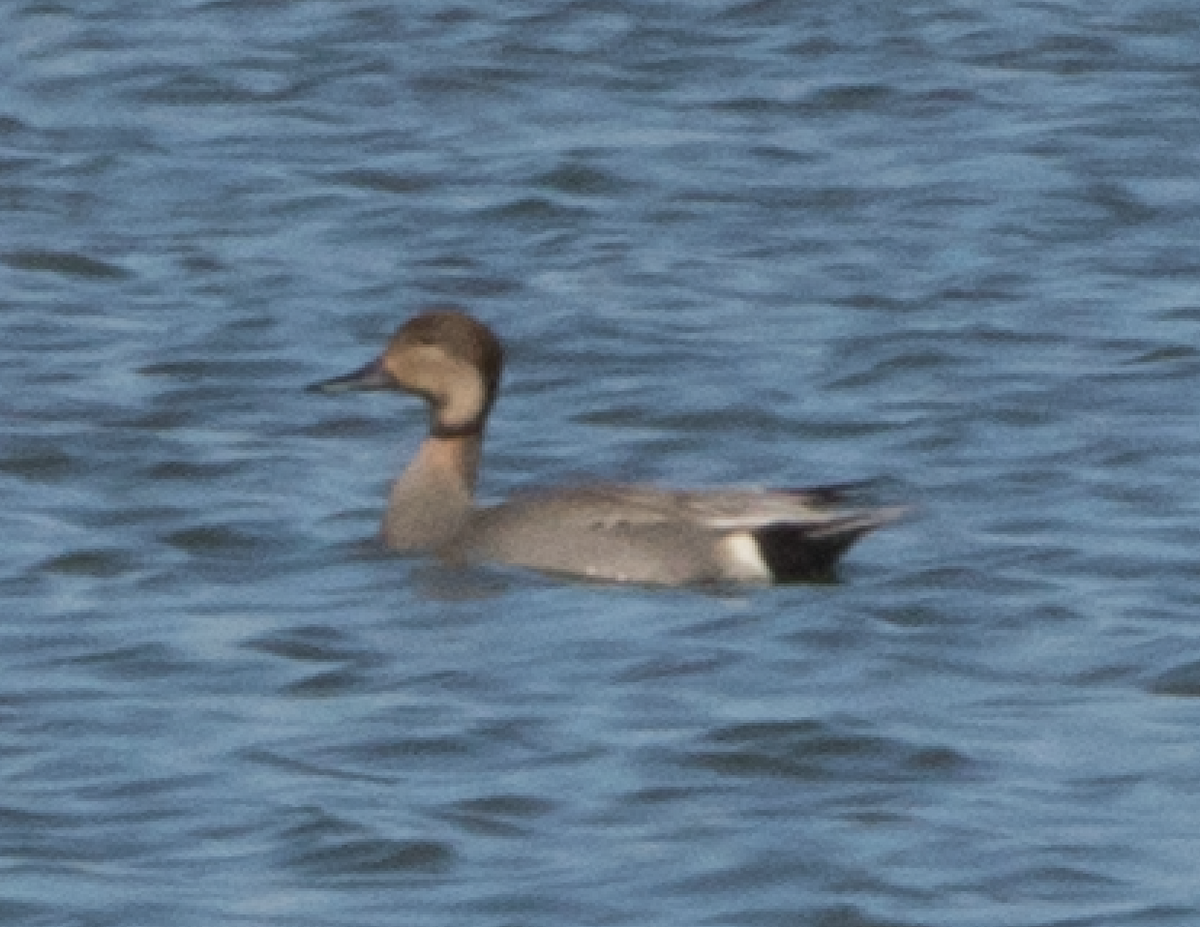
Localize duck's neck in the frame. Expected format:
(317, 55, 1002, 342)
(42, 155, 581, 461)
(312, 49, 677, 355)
(382, 434, 482, 550)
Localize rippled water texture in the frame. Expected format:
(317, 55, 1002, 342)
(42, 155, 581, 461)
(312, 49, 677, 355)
(4, 1, 1200, 925)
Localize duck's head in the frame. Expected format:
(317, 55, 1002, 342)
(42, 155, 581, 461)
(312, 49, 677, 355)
(308, 307, 504, 438)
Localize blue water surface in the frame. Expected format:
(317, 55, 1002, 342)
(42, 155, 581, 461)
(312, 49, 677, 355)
(3, 2, 1200, 925)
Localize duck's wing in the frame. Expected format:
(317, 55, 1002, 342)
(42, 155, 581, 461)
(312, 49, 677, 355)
(445, 485, 906, 585)
(539, 483, 901, 526)
(445, 487, 725, 584)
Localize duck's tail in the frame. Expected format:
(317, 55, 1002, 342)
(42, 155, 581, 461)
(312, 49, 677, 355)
(751, 507, 909, 582)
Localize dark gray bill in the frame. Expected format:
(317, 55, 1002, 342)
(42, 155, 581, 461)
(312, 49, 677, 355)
(306, 357, 394, 394)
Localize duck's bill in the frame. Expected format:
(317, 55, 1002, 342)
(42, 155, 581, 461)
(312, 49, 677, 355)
(306, 357, 394, 394)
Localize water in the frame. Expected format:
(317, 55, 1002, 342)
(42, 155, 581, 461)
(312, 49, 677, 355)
(4, 1, 1200, 924)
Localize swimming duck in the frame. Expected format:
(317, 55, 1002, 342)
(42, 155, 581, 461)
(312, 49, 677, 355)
(308, 307, 903, 584)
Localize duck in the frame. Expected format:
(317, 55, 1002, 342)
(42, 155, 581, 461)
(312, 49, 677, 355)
(307, 307, 904, 585)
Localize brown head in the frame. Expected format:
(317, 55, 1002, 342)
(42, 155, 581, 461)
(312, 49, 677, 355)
(308, 307, 505, 437)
